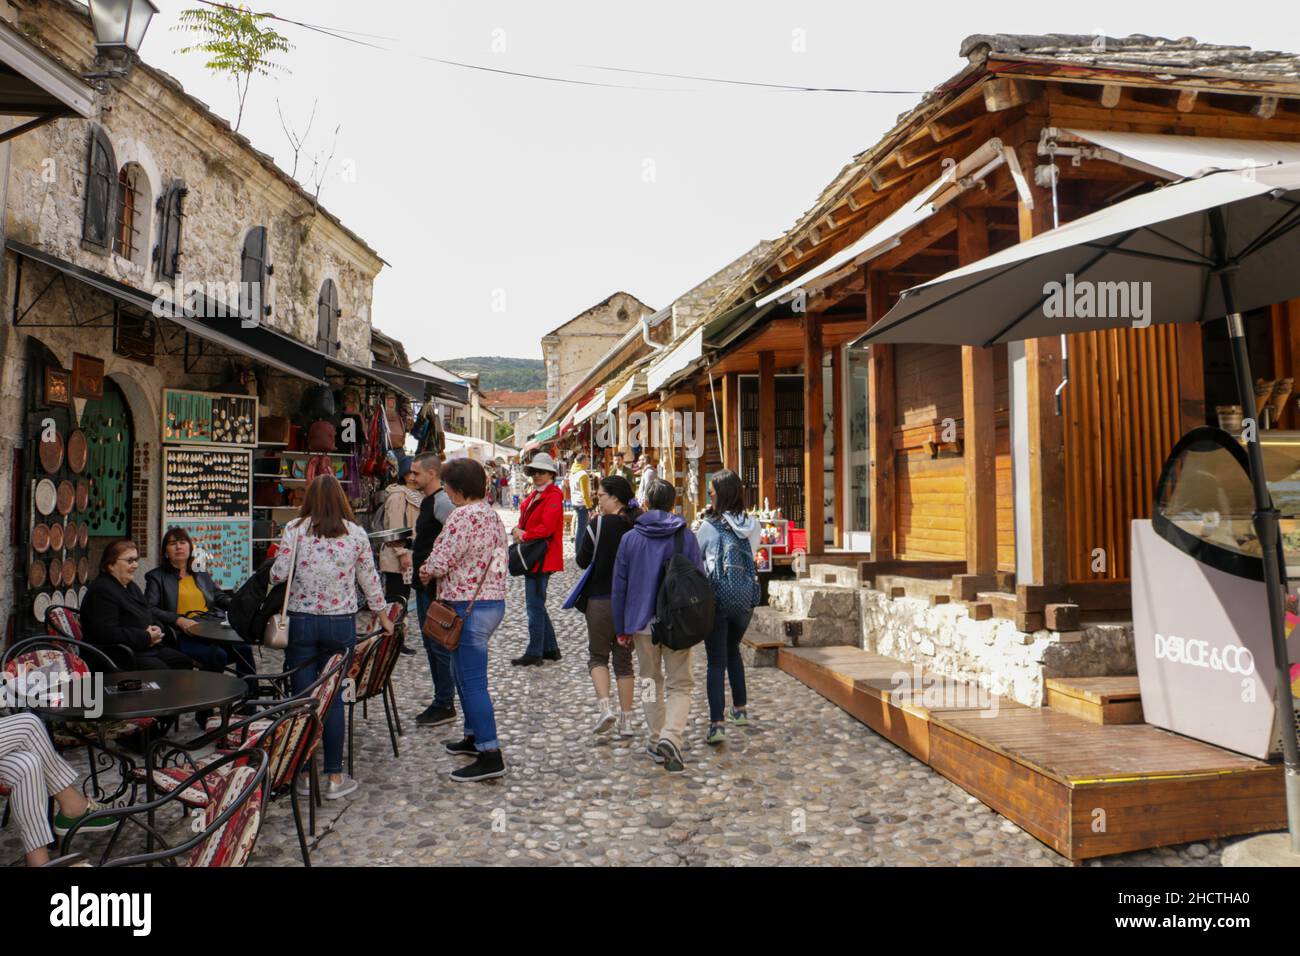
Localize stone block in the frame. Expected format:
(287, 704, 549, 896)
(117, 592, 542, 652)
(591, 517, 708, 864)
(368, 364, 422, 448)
(740, 641, 778, 668)
(797, 615, 860, 647)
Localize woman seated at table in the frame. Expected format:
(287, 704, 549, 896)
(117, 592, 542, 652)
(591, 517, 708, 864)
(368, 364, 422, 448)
(80, 540, 196, 672)
(144, 526, 251, 674)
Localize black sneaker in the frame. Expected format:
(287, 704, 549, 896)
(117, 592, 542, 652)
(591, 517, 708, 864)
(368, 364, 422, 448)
(416, 704, 456, 727)
(443, 735, 477, 756)
(657, 739, 685, 773)
(542, 649, 562, 662)
(511, 654, 543, 667)
(398, 642, 415, 656)
(450, 749, 507, 782)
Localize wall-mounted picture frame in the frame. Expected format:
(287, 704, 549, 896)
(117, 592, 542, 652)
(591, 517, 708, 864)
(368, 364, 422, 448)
(71, 353, 105, 400)
(43, 367, 71, 407)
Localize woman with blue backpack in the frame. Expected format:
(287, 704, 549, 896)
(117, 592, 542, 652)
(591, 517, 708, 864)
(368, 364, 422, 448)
(695, 470, 762, 746)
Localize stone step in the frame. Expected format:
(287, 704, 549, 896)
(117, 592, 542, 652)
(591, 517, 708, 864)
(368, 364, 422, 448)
(767, 579, 861, 620)
(809, 564, 859, 587)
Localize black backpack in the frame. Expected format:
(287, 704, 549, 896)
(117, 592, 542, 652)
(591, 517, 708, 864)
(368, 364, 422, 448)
(652, 528, 716, 650)
(227, 558, 286, 643)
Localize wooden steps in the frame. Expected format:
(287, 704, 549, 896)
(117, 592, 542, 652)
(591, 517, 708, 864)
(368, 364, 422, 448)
(1044, 676, 1143, 725)
(777, 645, 1285, 860)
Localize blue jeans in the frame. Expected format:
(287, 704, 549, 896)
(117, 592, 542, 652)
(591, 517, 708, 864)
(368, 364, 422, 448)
(176, 635, 254, 676)
(524, 573, 558, 657)
(573, 506, 589, 553)
(286, 613, 356, 775)
(417, 588, 456, 710)
(450, 600, 505, 751)
(704, 606, 752, 723)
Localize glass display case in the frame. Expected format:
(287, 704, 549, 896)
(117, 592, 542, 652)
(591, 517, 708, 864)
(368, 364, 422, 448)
(1152, 427, 1300, 580)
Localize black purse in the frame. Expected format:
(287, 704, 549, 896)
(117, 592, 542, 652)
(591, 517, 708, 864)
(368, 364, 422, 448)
(508, 495, 549, 577)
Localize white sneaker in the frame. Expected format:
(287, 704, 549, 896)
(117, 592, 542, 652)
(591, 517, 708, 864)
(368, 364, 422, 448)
(593, 700, 616, 735)
(323, 774, 359, 801)
(617, 712, 636, 738)
(295, 773, 311, 797)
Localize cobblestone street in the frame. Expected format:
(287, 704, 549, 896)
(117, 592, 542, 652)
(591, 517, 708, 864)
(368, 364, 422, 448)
(247, 510, 1225, 868)
(0, 512, 1229, 868)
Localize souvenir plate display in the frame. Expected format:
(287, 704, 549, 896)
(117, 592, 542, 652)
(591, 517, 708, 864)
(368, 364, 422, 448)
(168, 519, 252, 590)
(163, 447, 253, 519)
(162, 389, 258, 447)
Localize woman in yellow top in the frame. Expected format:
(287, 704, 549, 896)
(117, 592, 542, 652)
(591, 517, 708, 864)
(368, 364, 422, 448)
(144, 526, 250, 673)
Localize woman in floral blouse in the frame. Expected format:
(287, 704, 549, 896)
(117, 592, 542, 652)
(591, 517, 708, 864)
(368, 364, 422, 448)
(419, 457, 509, 782)
(271, 473, 393, 800)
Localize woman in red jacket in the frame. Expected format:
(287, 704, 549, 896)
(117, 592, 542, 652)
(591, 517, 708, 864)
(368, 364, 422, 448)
(512, 452, 565, 666)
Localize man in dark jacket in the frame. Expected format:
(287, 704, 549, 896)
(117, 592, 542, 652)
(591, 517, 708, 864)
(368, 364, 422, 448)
(612, 480, 704, 773)
(411, 453, 458, 726)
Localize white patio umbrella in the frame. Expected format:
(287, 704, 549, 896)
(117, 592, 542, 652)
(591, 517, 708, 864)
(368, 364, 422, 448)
(860, 162, 1300, 851)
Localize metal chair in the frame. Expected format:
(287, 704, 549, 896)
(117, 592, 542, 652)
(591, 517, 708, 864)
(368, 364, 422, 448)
(346, 599, 407, 777)
(51, 748, 268, 867)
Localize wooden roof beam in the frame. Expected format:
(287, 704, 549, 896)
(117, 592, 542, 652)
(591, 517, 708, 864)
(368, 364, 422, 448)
(984, 76, 1042, 113)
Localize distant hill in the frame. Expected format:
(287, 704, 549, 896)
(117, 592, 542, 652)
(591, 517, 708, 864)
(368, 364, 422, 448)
(437, 356, 545, 392)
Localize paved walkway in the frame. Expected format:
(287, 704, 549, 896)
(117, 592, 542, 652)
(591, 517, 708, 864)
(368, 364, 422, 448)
(3, 508, 1225, 866)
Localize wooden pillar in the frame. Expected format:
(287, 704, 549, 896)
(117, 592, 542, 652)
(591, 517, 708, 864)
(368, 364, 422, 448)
(722, 371, 739, 472)
(867, 270, 895, 561)
(804, 313, 825, 556)
(960, 206, 997, 576)
(831, 344, 845, 549)
(1018, 142, 1067, 587)
(758, 351, 777, 510)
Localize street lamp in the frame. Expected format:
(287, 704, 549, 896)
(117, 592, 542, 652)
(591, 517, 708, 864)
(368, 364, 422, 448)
(87, 0, 158, 62)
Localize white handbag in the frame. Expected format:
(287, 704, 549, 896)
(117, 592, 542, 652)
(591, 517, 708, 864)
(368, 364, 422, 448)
(263, 532, 299, 649)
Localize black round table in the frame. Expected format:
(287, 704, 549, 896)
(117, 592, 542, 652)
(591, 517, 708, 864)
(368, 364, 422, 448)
(31, 670, 248, 722)
(185, 619, 250, 647)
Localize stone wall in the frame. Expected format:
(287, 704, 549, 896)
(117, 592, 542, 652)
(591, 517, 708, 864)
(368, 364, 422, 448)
(856, 588, 1136, 707)
(669, 241, 772, 341)
(6, 0, 383, 368)
(544, 292, 653, 412)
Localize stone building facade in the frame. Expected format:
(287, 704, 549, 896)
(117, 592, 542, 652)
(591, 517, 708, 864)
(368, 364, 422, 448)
(0, 0, 384, 639)
(541, 291, 653, 413)
(667, 241, 772, 341)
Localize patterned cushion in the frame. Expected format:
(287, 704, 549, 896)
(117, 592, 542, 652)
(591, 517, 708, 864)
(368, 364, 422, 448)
(129, 756, 226, 808)
(188, 763, 263, 868)
(206, 715, 272, 750)
(2, 648, 90, 680)
(45, 607, 84, 642)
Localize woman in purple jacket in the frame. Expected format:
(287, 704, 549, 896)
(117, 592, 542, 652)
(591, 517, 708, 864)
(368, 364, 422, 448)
(612, 479, 705, 773)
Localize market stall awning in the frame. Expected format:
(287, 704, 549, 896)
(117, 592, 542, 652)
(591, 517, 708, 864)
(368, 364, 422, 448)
(1058, 129, 1300, 181)
(646, 327, 703, 393)
(573, 389, 607, 424)
(368, 361, 470, 404)
(607, 372, 646, 412)
(558, 403, 578, 436)
(531, 422, 558, 443)
(0, 18, 94, 140)
(6, 239, 327, 382)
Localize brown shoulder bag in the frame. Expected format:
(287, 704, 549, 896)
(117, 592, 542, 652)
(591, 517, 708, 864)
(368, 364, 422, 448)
(421, 552, 497, 651)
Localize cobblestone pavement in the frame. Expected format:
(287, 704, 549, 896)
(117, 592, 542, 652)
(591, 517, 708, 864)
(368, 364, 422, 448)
(3, 509, 1228, 867)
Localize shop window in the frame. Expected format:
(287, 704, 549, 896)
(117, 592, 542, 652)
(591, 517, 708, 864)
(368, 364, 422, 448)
(241, 226, 272, 321)
(154, 182, 187, 279)
(82, 126, 117, 252)
(317, 278, 340, 355)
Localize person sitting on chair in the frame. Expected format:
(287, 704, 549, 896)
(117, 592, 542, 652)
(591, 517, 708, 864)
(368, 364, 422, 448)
(145, 526, 251, 674)
(80, 540, 196, 672)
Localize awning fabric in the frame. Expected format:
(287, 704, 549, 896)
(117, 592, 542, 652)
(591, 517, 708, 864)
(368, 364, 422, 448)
(531, 422, 558, 443)
(1062, 129, 1300, 181)
(6, 239, 327, 382)
(607, 372, 646, 412)
(756, 175, 950, 309)
(370, 362, 469, 404)
(646, 327, 703, 393)
(0, 19, 94, 120)
(573, 389, 607, 424)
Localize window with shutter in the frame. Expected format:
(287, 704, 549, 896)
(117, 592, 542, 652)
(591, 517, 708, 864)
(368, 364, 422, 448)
(240, 226, 269, 321)
(155, 183, 187, 279)
(317, 278, 340, 356)
(82, 127, 117, 252)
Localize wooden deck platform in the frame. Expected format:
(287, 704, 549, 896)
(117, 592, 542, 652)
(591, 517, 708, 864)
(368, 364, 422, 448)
(778, 646, 1285, 860)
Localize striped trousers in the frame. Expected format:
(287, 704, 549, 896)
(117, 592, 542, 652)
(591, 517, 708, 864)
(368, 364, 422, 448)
(0, 712, 78, 853)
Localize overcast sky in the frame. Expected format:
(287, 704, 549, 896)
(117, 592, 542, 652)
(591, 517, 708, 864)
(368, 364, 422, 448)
(148, 1, 1298, 363)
